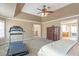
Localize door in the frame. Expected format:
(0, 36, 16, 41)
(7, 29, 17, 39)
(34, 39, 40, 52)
(47, 27, 53, 40)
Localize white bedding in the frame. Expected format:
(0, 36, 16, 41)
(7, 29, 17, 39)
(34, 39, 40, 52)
(38, 40, 78, 56)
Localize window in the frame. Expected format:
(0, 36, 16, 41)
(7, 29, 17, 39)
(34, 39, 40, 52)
(61, 19, 78, 40)
(71, 25, 77, 37)
(0, 20, 5, 38)
(61, 25, 67, 32)
(61, 24, 69, 37)
(71, 25, 77, 33)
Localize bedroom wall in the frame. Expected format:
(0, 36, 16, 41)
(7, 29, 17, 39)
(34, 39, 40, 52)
(5, 19, 41, 43)
(41, 15, 79, 40)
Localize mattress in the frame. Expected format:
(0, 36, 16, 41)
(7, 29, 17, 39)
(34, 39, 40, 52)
(7, 41, 29, 56)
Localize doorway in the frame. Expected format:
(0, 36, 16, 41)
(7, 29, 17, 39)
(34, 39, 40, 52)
(33, 24, 41, 38)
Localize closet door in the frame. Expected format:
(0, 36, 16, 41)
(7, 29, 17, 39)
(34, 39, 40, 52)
(47, 27, 53, 40)
(53, 27, 60, 41)
(47, 26, 60, 41)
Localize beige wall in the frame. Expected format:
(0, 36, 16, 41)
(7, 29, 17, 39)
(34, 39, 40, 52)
(41, 16, 79, 40)
(5, 19, 40, 42)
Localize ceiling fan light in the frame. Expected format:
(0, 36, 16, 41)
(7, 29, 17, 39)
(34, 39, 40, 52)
(45, 13, 48, 16)
(42, 13, 44, 16)
(41, 13, 48, 17)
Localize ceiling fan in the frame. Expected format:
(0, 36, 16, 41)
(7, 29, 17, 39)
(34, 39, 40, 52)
(37, 5, 53, 17)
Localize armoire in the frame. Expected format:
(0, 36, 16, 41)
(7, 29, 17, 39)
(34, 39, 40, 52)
(47, 26, 60, 41)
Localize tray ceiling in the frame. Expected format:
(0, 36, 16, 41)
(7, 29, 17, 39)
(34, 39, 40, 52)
(22, 3, 70, 17)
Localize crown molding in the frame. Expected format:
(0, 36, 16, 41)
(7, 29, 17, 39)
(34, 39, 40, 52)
(1, 14, 79, 24)
(13, 18, 41, 23)
(0, 15, 41, 23)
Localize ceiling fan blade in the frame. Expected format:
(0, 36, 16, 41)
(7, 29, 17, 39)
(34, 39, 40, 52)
(47, 7, 51, 9)
(47, 11, 53, 13)
(37, 8, 42, 11)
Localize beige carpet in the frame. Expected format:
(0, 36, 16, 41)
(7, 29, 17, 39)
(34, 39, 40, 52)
(0, 39, 52, 56)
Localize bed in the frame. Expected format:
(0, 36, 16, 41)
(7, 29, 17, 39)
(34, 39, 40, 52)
(7, 41, 29, 56)
(38, 39, 79, 56)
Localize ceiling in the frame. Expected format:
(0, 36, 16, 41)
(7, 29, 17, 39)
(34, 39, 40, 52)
(0, 3, 70, 18)
(22, 3, 70, 17)
(0, 3, 16, 18)
(0, 3, 73, 22)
